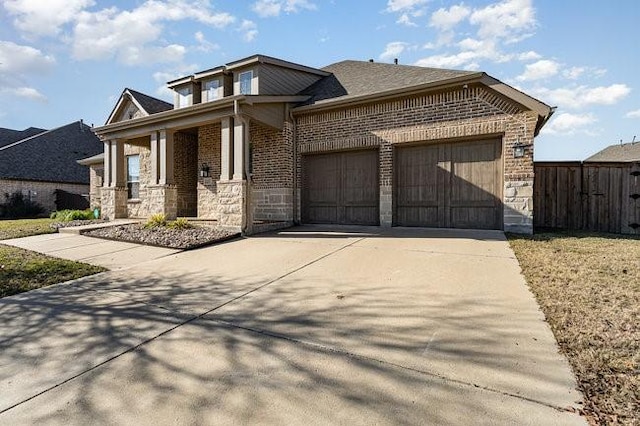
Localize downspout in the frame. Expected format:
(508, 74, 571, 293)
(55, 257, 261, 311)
(234, 99, 252, 234)
(288, 105, 298, 225)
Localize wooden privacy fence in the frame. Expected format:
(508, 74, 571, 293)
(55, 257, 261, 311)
(534, 162, 640, 234)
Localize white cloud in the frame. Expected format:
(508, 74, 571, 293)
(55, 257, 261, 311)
(396, 13, 417, 26)
(9, 87, 48, 102)
(429, 5, 471, 30)
(469, 0, 536, 42)
(194, 31, 219, 52)
(3, 0, 95, 36)
(625, 109, 640, 118)
(153, 63, 201, 98)
(518, 50, 541, 61)
(380, 42, 409, 61)
(0, 41, 56, 74)
(516, 59, 559, 81)
(252, 0, 316, 18)
(533, 84, 631, 109)
(563, 66, 585, 80)
(71, 1, 235, 65)
(386, 0, 428, 12)
(238, 20, 258, 42)
(416, 38, 511, 68)
(542, 112, 597, 135)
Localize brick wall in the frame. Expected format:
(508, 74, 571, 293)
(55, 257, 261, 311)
(0, 179, 89, 214)
(294, 85, 537, 232)
(250, 121, 294, 221)
(174, 131, 198, 217)
(197, 123, 221, 219)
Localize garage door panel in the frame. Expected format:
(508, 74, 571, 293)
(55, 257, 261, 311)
(303, 150, 379, 225)
(395, 139, 502, 230)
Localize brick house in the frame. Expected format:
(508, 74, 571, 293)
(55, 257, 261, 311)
(0, 121, 103, 213)
(92, 54, 554, 234)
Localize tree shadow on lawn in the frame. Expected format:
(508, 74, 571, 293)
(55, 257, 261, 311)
(0, 261, 583, 424)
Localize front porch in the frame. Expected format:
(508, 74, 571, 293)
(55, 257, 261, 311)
(96, 97, 297, 234)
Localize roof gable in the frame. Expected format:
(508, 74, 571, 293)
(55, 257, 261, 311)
(106, 88, 172, 125)
(0, 121, 103, 184)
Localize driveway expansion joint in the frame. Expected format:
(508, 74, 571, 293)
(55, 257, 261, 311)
(206, 317, 579, 416)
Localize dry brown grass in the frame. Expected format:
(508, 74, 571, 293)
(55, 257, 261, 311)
(509, 232, 640, 425)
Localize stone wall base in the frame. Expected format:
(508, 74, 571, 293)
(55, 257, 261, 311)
(197, 181, 218, 220)
(252, 187, 293, 222)
(101, 187, 128, 220)
(503, 180, 534, 234)
(216, 180, 245, 232)
(379, 185, 392, 227)
(148, 185, 178, 220)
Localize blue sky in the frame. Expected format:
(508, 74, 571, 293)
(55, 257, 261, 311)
(0, 0, 638, 160)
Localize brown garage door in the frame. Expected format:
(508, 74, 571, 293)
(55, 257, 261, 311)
(395, 139, 502, 229)
(302, 150, 379, 225)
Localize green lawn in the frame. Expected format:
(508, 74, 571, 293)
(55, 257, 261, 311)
(0, 218, 106, 298)
(0, 218, 56, 240)
(509, 232, 639, 426)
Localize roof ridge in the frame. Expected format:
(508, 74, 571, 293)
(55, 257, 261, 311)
(0, 121, 86, 152)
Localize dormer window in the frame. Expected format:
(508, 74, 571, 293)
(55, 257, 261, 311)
(176, 86, 191, 108)
(204, 79, 220, 102)
(239, 71, 253, 95)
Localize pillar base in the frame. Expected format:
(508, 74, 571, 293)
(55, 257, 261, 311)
(101, 187, 128, 220)
(148, 185, 178, 220)
(216, 180, 246, 232)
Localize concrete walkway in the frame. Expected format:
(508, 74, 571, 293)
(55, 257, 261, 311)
(0, 226, 586, 425)
(2, 232, 179, 269)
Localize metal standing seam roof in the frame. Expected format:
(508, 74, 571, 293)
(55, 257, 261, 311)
(584, 142, 640, 162)
(0, 121, 103, 184)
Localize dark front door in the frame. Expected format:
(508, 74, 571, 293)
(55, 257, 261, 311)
(302, 150, 379, 225)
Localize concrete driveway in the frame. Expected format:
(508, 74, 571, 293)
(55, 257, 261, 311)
(0, 226, 585, 425)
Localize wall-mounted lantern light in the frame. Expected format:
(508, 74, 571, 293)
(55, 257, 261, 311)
(513, 141, 526, 158)
(200, 163, 210, 178)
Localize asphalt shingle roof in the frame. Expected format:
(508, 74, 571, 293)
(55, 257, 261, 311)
(584, 142, 640, 162)
(0, 127, 47, 148)
(300, 60, 477, 104)
(127, 88, 172, 114)
(0, 121, 103, 184)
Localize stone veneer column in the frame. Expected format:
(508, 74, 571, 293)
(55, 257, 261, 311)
(503, 180, 534, 234)
(216, 180, 245, 232)
(100, 187, 127, 220)
(147, 185, 178, 220)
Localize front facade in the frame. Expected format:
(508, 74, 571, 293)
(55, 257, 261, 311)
(93, 55, 553, 234)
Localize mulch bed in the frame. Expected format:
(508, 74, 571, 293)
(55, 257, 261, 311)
(83, 223, 239, 250)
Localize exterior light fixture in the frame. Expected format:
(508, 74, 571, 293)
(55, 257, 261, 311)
(513, 141, 526, 158)
(200, 163, 210, 178)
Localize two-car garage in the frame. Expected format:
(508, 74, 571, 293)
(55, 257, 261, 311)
(301, 138, 503, 230)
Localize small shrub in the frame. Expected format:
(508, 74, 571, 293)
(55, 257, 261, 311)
(144, 213, 167, 228)
(168, 217, 194, 230)
(50, 209, 94, 222)
(0, 192, 45, 219)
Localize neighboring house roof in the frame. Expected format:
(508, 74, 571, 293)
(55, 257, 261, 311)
(585, 142, 640, 162)
(0, 121, 103, 184)
(301, 60, 477, 103)
(106, 88, 172, 125)
(0, 127, 47, 148)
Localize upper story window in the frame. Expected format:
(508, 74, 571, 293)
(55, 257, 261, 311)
(204, 79, 220, 101)
(127, 155, 140, 199)
(176, 86, 191, 108)
(239, 71, 253, 95)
